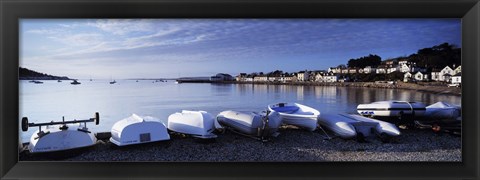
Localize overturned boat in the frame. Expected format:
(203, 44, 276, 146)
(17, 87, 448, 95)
(318, 113, 401, 141)
(168, 110, 223, 139)
(268, 102, 319, 131)
(110, 114, 170, 146)
(424, 101, 461, 122)
(216, 110, 282, 139)
(21, 113, 100, 153)
(357, 100, 426, 123)
(415, 102, 461, 132)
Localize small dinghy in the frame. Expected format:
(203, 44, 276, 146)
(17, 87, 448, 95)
(318, 113, 400, 141)
(21, 113, 100, 153)
(110, 114, 170, 146)
(216, 110, 282, 140)
(268, 103, 319, 131)
(357, 100, 426, 123)
(168, 110, 223, 139)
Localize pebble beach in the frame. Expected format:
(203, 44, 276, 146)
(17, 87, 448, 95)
(19, 126, 461, 162)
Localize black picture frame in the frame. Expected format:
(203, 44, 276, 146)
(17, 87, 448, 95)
(1, 0, 479, 179)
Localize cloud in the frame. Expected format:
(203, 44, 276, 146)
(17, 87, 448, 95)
(87, 19, 155, 35)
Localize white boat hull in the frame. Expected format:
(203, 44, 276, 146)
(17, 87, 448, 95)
(357, 100, 426, 118)
(110, 114, 170, 146)
(28, 124, 97, 153)
(168, 110, 222, 139)
(268, 103, 319, 131)
(318, 113, 401, 139)
(216, 110, 282, 137)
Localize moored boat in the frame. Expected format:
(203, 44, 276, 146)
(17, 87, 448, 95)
(318, 113, 400, 141)
(168, 110, 223, 139)
(268, 102, 319, 131)
(110, 114, 170, 146)
(71, 80, 81, 85)
(21, 113, 100, 153)
(216, 110, 282, 139)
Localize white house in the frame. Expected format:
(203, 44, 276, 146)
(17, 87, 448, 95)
(297, 71, 309, 81)
(279, 75, 294, 82)
(328, 67, 342, 74)
(399, 64, 411, 73)
(348, 69, 357, 74)
(398, 60, 409, 66)
(454, 65, 461, 75)
(431, 71, 441, 81)
(439, 66, 454, 82)
(376, 65, 387, 74)
(323, 75, 338, 82)
(254, 75, 268, 82)
(403, 72, 413, 82)
(268, 76, 280, 82)
(363, 66, 376, 74)
(451, 72, 461, 84)
(314, 73, 324, 82)
(414, 71, 428, 81)
(387, 66, 398, 74)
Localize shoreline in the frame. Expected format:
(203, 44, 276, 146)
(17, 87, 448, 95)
(19, 127, 461, 162)
(185, 81, 462, 96)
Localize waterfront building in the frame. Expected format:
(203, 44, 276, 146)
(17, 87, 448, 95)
(454, 65, 461, 75)
(341, 69, 349, 74)
(363, 66, 376, 74)
(297, 71, 309, 81)
(323, 74, 339, 82)
(414, 71, 429, 81)
(403, 72, 413, 82)
(236, 73, 247, 81)
(431, 70, 441, 81)
(387, 66, 398, 74)
(451, 72, 461, 84)
(376, 65, 387, 74)
(253, 75, 268, 82)
(399, 64, 411, 73)
(348, 68, 357, 74)
(438, 66, 454, 82)
(268, 76, 280, 82)
(328, 67, 342, 74)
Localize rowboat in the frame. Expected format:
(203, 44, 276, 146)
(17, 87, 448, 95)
(168, 110, 223, 139)
(268, 103, 320, 131)
(216, 110, 282, 139)
(21, 113, 100, 153)
(318, 113, 400, 141)
(110, 114, 170, 146)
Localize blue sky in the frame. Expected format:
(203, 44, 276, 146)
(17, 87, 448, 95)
(20, 19, 461, 79)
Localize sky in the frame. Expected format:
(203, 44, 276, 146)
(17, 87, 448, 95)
(20, 19, 461, 79)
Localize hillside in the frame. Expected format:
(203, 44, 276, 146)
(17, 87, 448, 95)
(19, 67, 71, 80)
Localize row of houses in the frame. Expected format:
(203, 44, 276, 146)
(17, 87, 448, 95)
(404, 65, 462, 84)
(327, 59, 462, 76)
(235, 71, 340, 83)
(234, 64, 461, 84)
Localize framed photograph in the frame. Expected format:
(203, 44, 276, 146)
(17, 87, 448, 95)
(1, 0, 479, 179)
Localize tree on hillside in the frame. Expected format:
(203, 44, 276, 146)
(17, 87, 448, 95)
(347, 54, 382, 68)
(408, 42, 461, 69)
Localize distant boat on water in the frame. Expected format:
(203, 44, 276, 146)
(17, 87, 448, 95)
(33, 80, 43, 84)
(57, 80, 62, 82)
(71, 80, 81, 85)
(110, 80, 117, 84)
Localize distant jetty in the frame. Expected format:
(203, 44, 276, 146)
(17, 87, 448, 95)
(19, 67, 71, 80)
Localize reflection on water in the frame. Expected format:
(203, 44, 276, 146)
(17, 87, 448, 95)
(19, 81, 461, 142)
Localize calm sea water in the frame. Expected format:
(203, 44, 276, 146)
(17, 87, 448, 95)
(19, 80, 461, 142)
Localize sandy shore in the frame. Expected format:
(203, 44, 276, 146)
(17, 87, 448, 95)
(19, 126, 461, 162)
